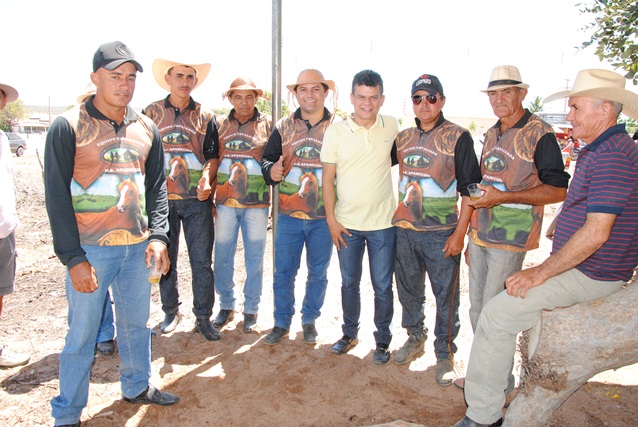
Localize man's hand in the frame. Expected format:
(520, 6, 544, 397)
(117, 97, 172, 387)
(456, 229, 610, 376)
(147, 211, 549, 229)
(468, 184, 504, 209)
(270, 155, 284, 182)
(505, 266, 545, 298)
(327, 218, 351, 250)
(197, 176, 212, 201)
(145, 241, 170, 275)
(69, 261, 98, 293)
(442, 230, 465, 258)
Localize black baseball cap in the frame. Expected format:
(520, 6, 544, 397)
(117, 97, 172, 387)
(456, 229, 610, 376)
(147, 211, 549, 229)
(411, 74, 444, 96)
(93, 41, 143, 73)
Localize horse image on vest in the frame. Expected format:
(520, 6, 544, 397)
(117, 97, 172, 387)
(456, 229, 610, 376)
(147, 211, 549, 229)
(217, 161, 248, 204)
(393, 180, 423, 225)
(77, 178, 147, 245)
(167, 156, 189, 199)
(280, 171, 319, 218)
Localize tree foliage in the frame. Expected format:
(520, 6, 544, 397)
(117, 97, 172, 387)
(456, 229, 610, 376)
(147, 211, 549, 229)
(256, 90, 290, 117)
(580, 0, 638, 84)
(527, 96, 544, 114)
(0, 99, 28, 131)
(468, 121, 478, 133)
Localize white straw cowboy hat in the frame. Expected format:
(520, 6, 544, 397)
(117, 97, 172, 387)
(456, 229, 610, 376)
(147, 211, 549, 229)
(544, 69, 638, 120)
(286, 69, 336, 93)
(222, 77, 266, 100)
(0, 82, 19, 103)
(480, 65, 529, 92)
(152, 59, 211, 92)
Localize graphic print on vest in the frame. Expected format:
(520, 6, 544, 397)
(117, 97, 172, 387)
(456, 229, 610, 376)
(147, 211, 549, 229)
(279, 167, 321, 219)
(164, 153, 202, 200)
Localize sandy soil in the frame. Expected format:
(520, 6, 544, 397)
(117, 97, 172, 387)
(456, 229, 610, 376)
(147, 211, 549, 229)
(1, 136, 636, 427)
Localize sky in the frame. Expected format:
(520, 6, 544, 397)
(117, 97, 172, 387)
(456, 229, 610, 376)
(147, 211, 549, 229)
(0, 0, 631, 119)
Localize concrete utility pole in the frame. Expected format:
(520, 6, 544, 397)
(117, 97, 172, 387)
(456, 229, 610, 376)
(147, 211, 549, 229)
(271, 0, 282, 267)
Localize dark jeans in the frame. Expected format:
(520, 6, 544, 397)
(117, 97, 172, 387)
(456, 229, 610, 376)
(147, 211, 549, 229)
(160, 198, 214, 318)
(395, 227, 460, 359)
(336, 227, 395, 346)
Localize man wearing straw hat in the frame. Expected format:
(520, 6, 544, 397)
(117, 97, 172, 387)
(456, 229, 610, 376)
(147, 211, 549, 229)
(0, 81, 30, 368)
(455, 65, 570, 393)
(453, 68, 638, 427)
(207, 78, 272, 333)
(143, 58, 220, 340)
(260, 69, 338, 345)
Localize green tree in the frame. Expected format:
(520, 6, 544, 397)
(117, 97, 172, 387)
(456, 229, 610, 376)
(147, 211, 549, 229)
(527, 96, 544, 114)
(620, 117, 637, 136)
(0, 99, 28, 131)
(255, 91, 290, 117)
(580, 0, 638, 84)
(334, 108, 348, 120)
(468, 121, 478, 133)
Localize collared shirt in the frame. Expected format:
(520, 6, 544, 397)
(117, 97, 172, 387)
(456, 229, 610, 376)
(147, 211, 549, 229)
(45, 97, 168, 268)
(321, 114, 399, 230)
(553, 124, 638, 282)
(0, 130, 18, 238)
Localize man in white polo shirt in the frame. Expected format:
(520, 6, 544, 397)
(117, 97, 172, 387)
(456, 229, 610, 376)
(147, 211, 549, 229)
(321, 69, 399, 365)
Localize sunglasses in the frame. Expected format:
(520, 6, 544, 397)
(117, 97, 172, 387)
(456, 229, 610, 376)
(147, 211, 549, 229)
(412, 94, 443, 105)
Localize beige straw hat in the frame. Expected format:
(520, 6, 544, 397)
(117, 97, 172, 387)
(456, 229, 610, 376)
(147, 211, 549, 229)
(0, 82, 19, 103)
(480, 65, 529, 92)
(152, 59, 211, 92)
(222, 77, 266, 100)
(286, 69, 336, 93)
(544, 69, 638, 120)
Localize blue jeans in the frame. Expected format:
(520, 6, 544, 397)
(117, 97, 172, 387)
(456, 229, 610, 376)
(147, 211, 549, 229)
(468, 240, 526, 332)
(273, 214, 333, 329)
(51, 242, 152, 426)
(96, 290, 114, 343)
(395, 227, 460, 359)
(160, 198, 214, 318)
(214, 205, 268, 314)
(337, 227, 396, 346)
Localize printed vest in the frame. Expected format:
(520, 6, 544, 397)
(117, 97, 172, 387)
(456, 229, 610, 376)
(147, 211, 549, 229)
(144, 100, 213, 200)
(217, 112, 272, 208)
(392, 121, 465, 231)
(469, 114, 552, 252)
(277, 113, 334, 220)
(63, 105, 154, 246)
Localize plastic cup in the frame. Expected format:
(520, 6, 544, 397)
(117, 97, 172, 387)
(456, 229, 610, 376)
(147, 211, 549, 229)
(468, 183, 482, 201)
(148, 257, 162, 284)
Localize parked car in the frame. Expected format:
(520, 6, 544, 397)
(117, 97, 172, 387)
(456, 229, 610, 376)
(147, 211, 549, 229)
(7, 132, 27, 157)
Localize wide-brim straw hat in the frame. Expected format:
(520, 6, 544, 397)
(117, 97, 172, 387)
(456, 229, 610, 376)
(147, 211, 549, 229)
(286, 69, 336, 93)
(152, 59, 211, 92)
(0, 83, 19, 103)
(222, 77, 266, 100)
(480, 65, 529, 92)
(544, 69, 638, 120)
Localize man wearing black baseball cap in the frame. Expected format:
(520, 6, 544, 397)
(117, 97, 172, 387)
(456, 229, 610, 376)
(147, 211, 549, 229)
(46, 41, 177, 427)
(392, 74, 481, 385)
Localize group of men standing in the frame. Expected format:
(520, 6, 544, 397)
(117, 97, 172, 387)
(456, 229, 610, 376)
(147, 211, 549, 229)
(1, 38, 635, 427)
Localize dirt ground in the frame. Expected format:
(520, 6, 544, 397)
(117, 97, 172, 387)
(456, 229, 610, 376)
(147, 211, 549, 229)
(1, 136, 637, 427)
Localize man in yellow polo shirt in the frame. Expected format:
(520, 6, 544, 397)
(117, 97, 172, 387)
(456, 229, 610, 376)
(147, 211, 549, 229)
(321, 69, 399, 365)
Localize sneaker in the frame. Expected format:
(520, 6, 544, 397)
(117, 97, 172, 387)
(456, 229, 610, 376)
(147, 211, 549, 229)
(195, 317, 221, 341)
(95, 340, 115, 355)
(302, 324, 318, 344)
(0, 348, 30, 368)
(394, 334, 425, 365)
(436, 358, 455, 386)
(242, 313, 258, 333)
(160, 312, 180, 334)
(331, 336, 358, 355)
(213, 309, 234, 328)
(373, 344, 391, 365)
(264, 327, 289, 345)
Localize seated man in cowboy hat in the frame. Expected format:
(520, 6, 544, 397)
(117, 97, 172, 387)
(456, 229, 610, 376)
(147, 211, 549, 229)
(204, 78, 272, 333)
(260, 69, 339, 345)
(453, 69, 638, 427)
(143, 58, 220, 340)
(454, 65, 570, 392)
